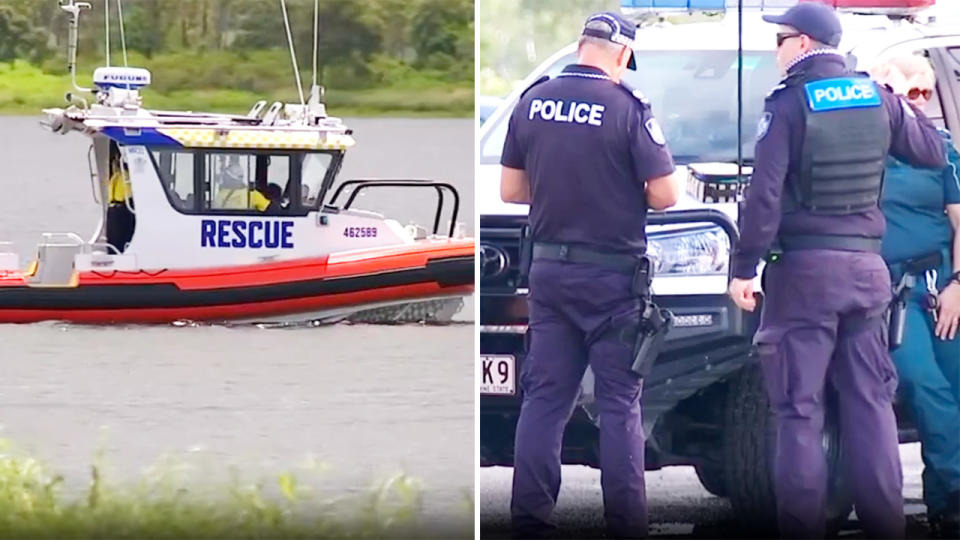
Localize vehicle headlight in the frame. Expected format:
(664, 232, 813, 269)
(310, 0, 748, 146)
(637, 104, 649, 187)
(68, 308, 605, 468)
(647, 226, 729, 276)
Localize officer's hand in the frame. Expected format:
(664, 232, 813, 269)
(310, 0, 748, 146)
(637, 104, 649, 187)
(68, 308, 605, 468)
(728, 278, 757, 312)
(935, 282, 960, 340)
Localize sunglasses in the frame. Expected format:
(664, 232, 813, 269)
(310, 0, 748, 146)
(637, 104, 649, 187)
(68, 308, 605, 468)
(776, 32, 801, 47)
(907, 87, 934, 101)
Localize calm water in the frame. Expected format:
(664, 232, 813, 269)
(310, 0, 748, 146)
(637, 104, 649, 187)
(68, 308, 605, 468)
(0, 116, 475, 525)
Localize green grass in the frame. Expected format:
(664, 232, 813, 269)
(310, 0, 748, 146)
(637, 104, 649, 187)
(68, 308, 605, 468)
(0, 60, 473, 117)
(0, 439, 472, 539)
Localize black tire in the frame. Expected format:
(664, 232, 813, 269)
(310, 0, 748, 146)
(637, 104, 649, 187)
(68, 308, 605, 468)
(722, 364, 778, 534)
(721, 364, 853, 535)
(694, 463, 728, 497)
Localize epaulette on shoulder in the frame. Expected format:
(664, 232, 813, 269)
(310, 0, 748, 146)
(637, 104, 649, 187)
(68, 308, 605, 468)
(767, 71, 807, 100)
(617, 82, 651, 107)
(520, 75, 549, 99)
(765, 83, 789, 101)
(766, 71, 805, 101)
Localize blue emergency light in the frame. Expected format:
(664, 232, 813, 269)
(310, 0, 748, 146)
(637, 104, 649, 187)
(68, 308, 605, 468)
(620, 0, 725, 8)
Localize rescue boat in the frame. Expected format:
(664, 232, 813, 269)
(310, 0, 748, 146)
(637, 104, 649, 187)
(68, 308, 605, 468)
(0, 2, 474, 325)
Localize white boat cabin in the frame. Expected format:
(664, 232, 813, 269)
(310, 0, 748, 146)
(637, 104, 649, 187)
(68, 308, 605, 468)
(35, 67, 459, 274)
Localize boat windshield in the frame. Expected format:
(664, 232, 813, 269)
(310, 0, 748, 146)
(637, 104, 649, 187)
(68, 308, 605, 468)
(148, 148, 340, 215)
(480, 49, 781, 165)
(302, 153, 334, 208)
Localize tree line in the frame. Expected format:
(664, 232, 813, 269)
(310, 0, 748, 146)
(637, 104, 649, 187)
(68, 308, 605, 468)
(0, 0, 473, 91)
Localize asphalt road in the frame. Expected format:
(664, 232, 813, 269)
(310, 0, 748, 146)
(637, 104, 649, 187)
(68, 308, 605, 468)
(480, 442, 935, 538)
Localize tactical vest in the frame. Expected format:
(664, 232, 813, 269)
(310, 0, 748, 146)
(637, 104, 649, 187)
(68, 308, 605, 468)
(783, 71, 891, 215)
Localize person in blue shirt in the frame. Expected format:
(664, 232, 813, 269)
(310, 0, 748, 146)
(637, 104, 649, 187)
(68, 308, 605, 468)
(872, 55, 960, 538)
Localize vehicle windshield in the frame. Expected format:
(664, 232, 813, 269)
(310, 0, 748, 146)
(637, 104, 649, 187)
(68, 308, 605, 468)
(480, 49, 781, 165)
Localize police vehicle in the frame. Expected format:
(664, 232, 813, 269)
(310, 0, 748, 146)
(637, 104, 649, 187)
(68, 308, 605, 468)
(479, 0, 958, 528)
(0, 1, 474, 324)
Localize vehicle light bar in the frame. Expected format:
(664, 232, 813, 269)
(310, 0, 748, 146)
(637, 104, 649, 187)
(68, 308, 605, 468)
(620, 0, 934, 15)
(620, 0, 805, 14)
(826, 0, 935, 15)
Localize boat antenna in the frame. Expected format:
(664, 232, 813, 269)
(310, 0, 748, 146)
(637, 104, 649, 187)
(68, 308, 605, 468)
(104, 0, 110, 67)
(312, 0, 318, 89)
(59, 0, 93, 93)
(116, 0, 128, 67)
(280, 0, 306, 106)
(307, 0, 325, 120)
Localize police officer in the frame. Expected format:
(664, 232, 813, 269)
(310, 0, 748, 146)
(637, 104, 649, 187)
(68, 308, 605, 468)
(727, 3, 947, 538)
(500, 11, 679, 538)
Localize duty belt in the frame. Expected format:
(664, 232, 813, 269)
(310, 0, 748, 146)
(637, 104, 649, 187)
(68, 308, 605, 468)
(777, 234, 882, 254)
(888, 250, 942, 283)
(532, 242, 640, 273)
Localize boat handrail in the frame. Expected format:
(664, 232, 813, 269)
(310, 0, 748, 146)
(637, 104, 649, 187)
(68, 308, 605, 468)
(327, 179, 461, 238)
(87, 242, 121, 255)
(39, 232, 86, 248)
(86, 144, 101, 205)
(64, 113, 350, 132)
(246, 101, 268, 119)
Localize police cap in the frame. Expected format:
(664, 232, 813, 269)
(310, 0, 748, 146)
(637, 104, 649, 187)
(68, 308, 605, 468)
(581, 11, 637, 70)
(762, 2, 842, 48)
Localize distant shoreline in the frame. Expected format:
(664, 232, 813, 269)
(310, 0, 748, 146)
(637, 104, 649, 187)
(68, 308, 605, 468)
(0, 61, 473, 118)
(0, 89, 473, 118)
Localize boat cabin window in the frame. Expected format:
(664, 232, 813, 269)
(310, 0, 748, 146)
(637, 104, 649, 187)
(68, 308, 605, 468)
(302, 153, 333, 207)
(207, 153, 290, 212)
(147, 148, 341, 216)
(154, 150, 195, 210)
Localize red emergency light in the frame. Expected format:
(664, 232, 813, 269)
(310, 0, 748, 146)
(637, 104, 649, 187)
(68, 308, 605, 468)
(620, 0, 936, 21)
(805, 0, 936, 14)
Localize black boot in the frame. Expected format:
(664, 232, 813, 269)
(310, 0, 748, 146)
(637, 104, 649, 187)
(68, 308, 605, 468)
(930, 492, 960, 539)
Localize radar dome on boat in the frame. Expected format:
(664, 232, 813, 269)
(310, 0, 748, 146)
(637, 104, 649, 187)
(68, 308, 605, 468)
(92, 66, 151, 90)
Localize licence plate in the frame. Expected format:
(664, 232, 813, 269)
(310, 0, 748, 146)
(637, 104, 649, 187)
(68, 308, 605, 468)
(480, 355, 516, 395)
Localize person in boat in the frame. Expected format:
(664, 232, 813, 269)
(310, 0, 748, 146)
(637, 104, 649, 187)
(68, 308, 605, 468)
(106, 149, 135, 253)
(302, 184, 317, 207)
(263, 183, 285, 212)
(215, 156, 271, 212)
(871, 56, 960, 539)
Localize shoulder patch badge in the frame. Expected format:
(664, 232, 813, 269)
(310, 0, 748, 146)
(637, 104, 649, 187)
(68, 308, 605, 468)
(756, 112, 773, 141)
(645, 117, 666, 145)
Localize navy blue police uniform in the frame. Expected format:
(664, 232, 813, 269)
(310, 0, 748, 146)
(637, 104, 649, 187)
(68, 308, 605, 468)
(500, 11, 675, 538)
(732, 4, 947, 538)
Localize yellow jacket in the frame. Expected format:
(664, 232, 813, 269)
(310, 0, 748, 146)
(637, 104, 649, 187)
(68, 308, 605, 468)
(108, 169, 132, 203)
(217, 188, 271, 211)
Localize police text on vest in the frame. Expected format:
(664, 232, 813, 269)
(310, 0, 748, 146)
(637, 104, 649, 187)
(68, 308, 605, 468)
(805, 77, 882, 112)
(529, 99, 604, 126)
